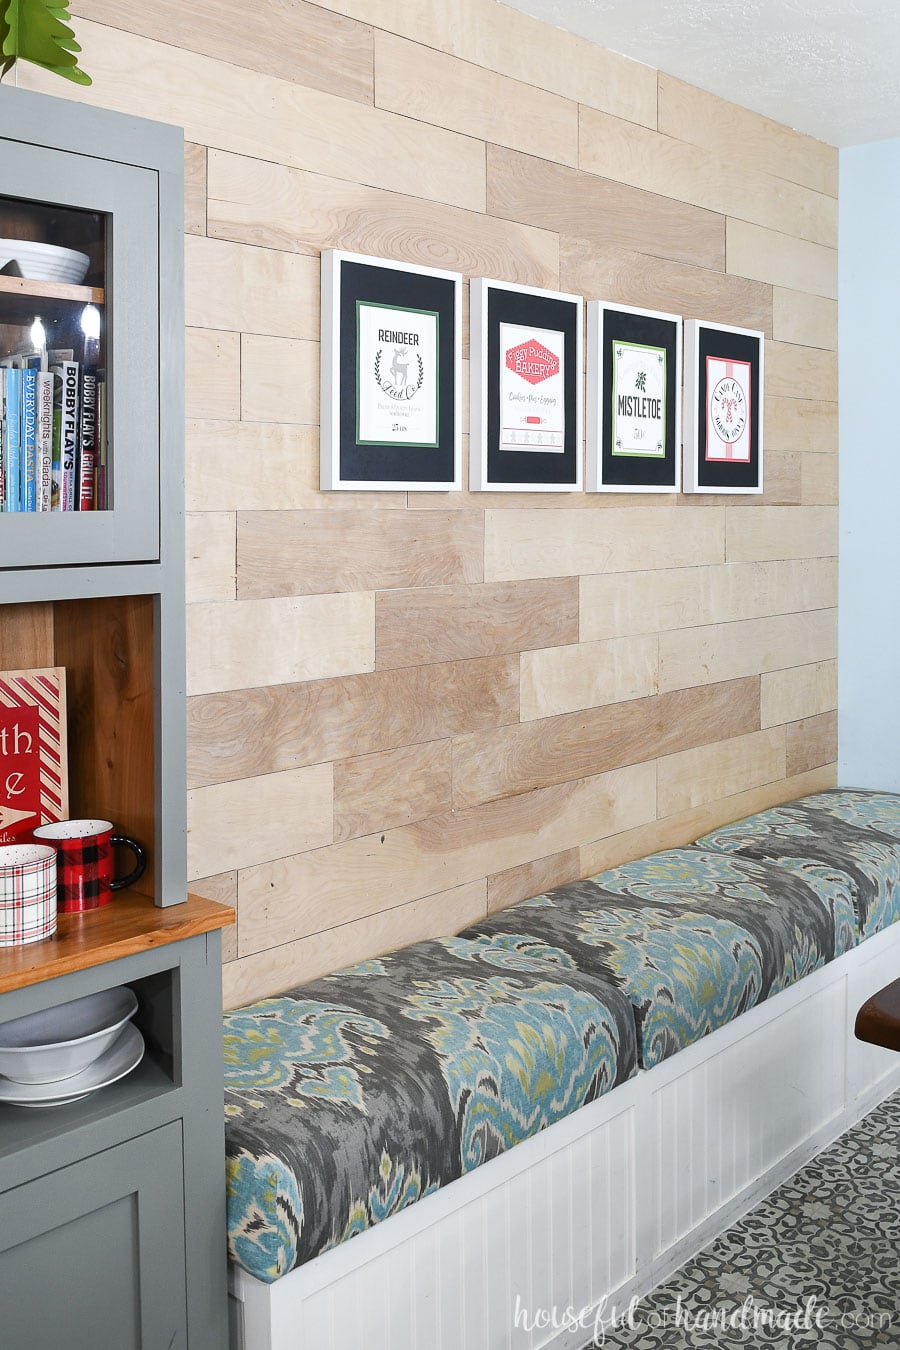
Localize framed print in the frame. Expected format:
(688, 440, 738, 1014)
(321, 250, 462, 491)
(0, 667, 68, 845)
(470, 278, 582, 492)
(684, 319, 764, 494)
(586, 301, 682, 493)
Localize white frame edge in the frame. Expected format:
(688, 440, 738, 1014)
(683, 317, 765, 496)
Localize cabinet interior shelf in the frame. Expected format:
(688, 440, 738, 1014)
(0, 273, 104, 308)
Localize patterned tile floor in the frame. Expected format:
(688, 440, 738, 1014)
(586, 1091, 900, 1349)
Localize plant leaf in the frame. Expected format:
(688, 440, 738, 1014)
(0, 0, 91, 85)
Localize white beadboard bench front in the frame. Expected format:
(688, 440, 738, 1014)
(227, 918, 900, 1350)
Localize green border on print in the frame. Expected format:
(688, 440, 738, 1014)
(356, 300, 440, 449)
(610, 338, 667, 458)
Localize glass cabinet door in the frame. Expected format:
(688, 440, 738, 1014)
(0, 138, 160, 568)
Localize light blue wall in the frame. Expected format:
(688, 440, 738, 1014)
(839, 139, 900, 789)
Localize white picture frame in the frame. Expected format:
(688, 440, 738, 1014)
(683, 318, 765, 495)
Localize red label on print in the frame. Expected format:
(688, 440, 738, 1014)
(0, 705, 42, 842)
(505, 339, 560, 386)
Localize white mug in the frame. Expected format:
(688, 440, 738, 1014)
(0, 843, 57, 946)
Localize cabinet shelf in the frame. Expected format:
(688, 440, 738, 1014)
(0, 273, 104, 308)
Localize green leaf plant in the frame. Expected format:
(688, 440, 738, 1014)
(0, 0, 92, 86)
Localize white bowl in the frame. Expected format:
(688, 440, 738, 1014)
(0, 238, 91, 285)
(0, 986, 138, 1084)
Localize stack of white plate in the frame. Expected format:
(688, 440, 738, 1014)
(0, 986, 144, 1108)
(0, 238, 91, 285)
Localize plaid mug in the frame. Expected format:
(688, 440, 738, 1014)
(0, 843, 57, 945)
(33, 818, 147, 913)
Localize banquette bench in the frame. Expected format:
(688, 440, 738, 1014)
(224, 789, 900, 1349)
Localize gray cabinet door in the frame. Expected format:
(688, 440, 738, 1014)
(0, 1121, 187, 1350)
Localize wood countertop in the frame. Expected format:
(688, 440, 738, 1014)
(0, 893, 234, 995)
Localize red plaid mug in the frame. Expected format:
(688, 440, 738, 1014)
(0, 843, 57, 945)
(33, 819, 147, 913)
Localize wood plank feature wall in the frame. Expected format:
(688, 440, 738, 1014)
(26, 0, 840, 1007)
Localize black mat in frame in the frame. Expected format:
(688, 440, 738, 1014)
(599, 308, 679, 489)
(694, 325, 761, 491)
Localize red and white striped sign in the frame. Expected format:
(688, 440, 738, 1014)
(0, 668, 68, 846)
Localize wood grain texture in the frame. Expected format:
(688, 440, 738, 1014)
(801, 453, 838, 506)
(657, 726, 787, 816)
(484, 505, 725, 582)
(186, 592, 375, 696)
(657, 75, 838, 198)
(20, 20, 486, 212)
(520, 634, 659, 722)
(766, 342, 837, 402)
(726, 506, 838, 564)
(659, 610, 837, 693)
(760, 660, 837, 729)
(579, 106, 836, 247)
(333, 740, 452, 843)
(187, 763, 332, 879)
(208, 150, 559, 289)
(0, 893, 233, 997)
(185, 511, 236, 604)
(240, 335, 318, 425)
(189, 870, 238, 962)
(0, 603, 54, 669)
(580, 763, 838, 877)
(773, 287, 837, 350)
(376, 578, 578, 670)
(187, 656, 520, 787)
(452, 676, 761, 809)
(580, 558, 837, 642)
(71, 0, 376, 104)
(237, 510, 484, 598)
(376, 32, 578, 166)
(785, 710, 838, 777)
(236, 761, 656, 953)
(558, 236, 773, 336)
(185, 420, 406, 513)
(185, 327, 240, 421)
(727, 218, 837, 299)
(223, 879, 488, 1007)
(765, 397, 837, 453)
(487, 849, 582, 915)
(487, 144, 724, 272)
(183, 142, 207, 235)
(185, 235, 319, 339)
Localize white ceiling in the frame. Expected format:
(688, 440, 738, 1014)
(503, 0, 900, 147)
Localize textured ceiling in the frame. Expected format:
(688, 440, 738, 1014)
(502, 0, 900, 147)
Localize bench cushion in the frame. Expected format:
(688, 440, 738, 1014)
(697, 789, 900, 941)
(223, 935, 637, 1282)
(459, 849, 842, 1068)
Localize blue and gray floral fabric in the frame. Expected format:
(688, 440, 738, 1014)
(459, 849, 839, 1070)
(697, 789, 900, 941)
(223, 935, 637, 1283)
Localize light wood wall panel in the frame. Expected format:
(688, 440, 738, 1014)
(237, 510, 484, 598)
(51, 0, 841, 1000)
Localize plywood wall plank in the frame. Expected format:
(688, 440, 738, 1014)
(240, 335, 318, 425)
(376, 32, 578, 167)
(800, 453, 839, 506)
(484, 505, 725, 582)
(334, 741, 452, 843)
(19, 21, 486, 212)
(187, 764, 333, 879)
(189, 871, 238, 962)
(580, 558, 837, 642)
(71, 0, 376, 104)
(520, 634, 659, 721)
(766, 342, 837, 402)
(223, 879, 488, 1007)
(183, 142, 207, 236)
(207, 151, 558, 288)
(185, 512, 236, 604)
(659, 610, 837, 694)
(657, 726, 786, 816)
(186, 592, 375, 696)
(772, 288, 837, 350)
(785, 709, 838, 777)
(765, 396, 837, 453)
(727, 218, 837, 299)
(185, 421, 406, 513)
(488, 145, 724, 272)
(761, 660, 837, 729)
(237, 761, 656, 954)
(452, 676, 760, 809)
(185, 328, 240, 421)
(581, 763, 837, 877)
(726, 505, 838, 564)
(187, 656, 521, 788)
(487, 849, 583, 915)
(376, 578, 578, 670)
(558, 237, 773, 335)
(657, 75, 838, 198)
(185, 236, 319, 339)
(579, 107, 836, 247)
(237, 510, 484, 598)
